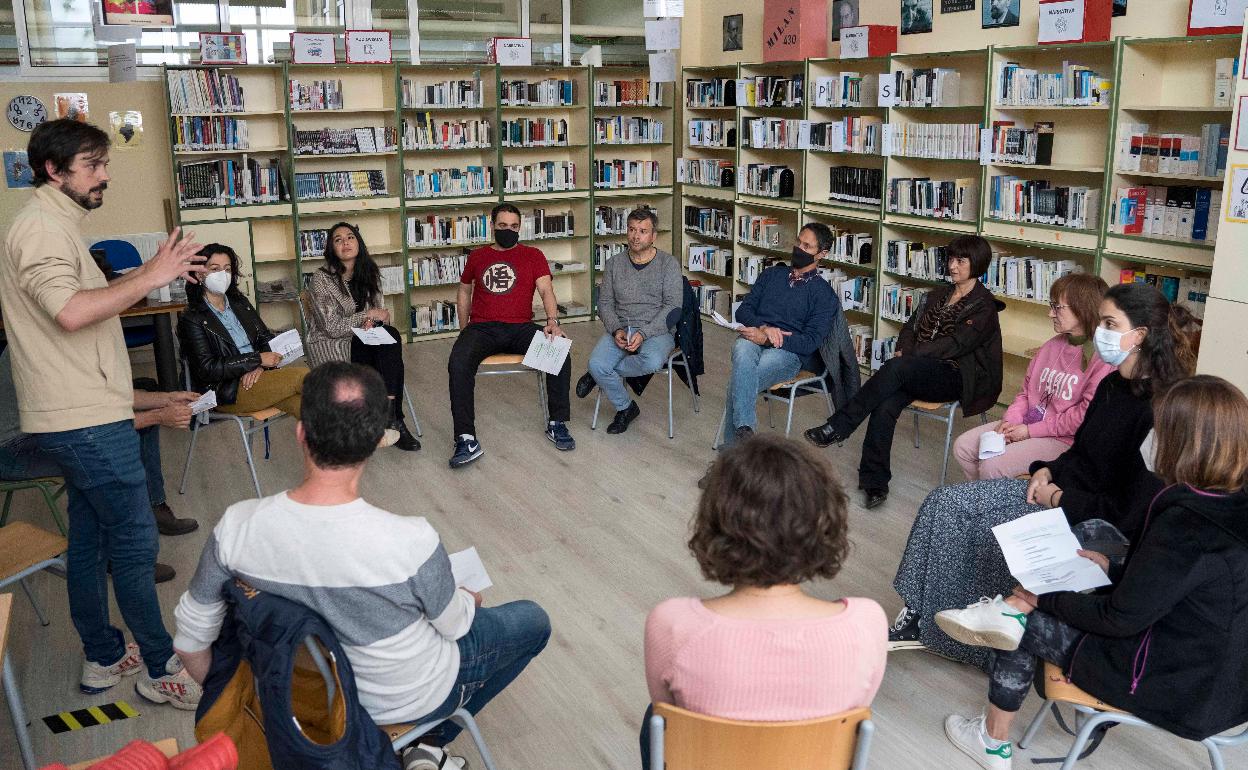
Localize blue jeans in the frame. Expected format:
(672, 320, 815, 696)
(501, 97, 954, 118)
(415, 600, 551, 743)
(34, 420, 173, 678)
(588, 332, 675, 411)
(0, 425, 165, 506)
(722, 338, 801, 447)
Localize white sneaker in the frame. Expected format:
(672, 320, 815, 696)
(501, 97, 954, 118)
(935, 595, 1027, 651)
(135, 655, 202, 710)
(80, 642, 144, 694)
(401, 743, 468, 770)
(945, 714, 1013, 770)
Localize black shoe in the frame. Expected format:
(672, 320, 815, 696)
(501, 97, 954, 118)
(154, 563, 176, 584)
(887, 606, 925, 651)
(449, 436, 483, 468)
(390, 418, 421, 451)
(152, 502, 198, 536)
(804, 421, 847, 448)
(606, 402, 640, 434)
(864, 488, 889, 509)
(733, 425, 754, 441)
(575, 371, 596, 399)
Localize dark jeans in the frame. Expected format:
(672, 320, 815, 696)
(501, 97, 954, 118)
(414, 600, 551, 743)
(829, 354, 962, 491)
(350, 323, 405, 399)
(447, 321, 571, 437)
(1, 425, 166, 506)
(34, 420, 173, 678)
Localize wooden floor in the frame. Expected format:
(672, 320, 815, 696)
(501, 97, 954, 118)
(0, 322, 1232, 769)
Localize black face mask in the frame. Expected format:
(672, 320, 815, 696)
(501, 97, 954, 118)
(791, 246, 816, 269)
(494, 229, 519, 249)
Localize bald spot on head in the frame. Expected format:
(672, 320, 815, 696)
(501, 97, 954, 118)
(332, 379, 366, 409)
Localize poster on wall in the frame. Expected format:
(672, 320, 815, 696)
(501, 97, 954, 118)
(1188, 0, 1248, 35)
(53, 93, 90, 123)
(1112, 0, 1127, 16)
(4, 152, 34, 189)
(832, 0, 859, 40)
(723, 14, 744, 51)
(942, 0, 975, 12)
(983, 0, 1021, 27)
(199, 32, 245, 64)
(901, 0, 934, 33)
(102, 0, 174, 27)
(1225, 164, 1248, 222)
(292, 32, 336, 64)
(108, 110, 143, 149)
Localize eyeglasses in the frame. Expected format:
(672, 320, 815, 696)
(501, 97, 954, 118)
(1048, 303, 1070, 311)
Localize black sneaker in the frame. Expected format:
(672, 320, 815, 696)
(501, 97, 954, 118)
(865, 488, 889, 509)
(804, 421, 847, 448)
(449, 436, 483, 468)
(575, 371, 596, 399)
(606, 402, 640, 434)
(887, 606, 925, 651)
(546, 421, 576, 451)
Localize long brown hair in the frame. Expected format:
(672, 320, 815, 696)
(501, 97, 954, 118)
(1103, 283, 1198, 397)
(1152, 375, 1248, 493)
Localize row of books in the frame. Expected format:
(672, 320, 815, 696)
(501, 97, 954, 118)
(889, 68, 964, 108)
(683, 205, 732, 240)
(810, 117, 882, 155)
(298, 228, 330, 258)
(736, 255, 769, 285)
(829, 166, 883, 207)
(828, 229, 873, 266)
(294, 170, 388, 200)
(737, 214, 784, 250)
(289, 80, 344, 112)
(176, 157, 286, 207)
(167, 69, 246, 114)
(595, 243, 627, 271)
(994, 61, 1111, 107)
(379, 265, 406, 295)
(738, 163, 795, 199)
(825, 270, 874, 315)
(887, 177, 978, 222)
(871, 335, 898, 370)
(172, 115, 250, 152)
(685, 78, 736, 108)
(403, 116, 491, 150)
(848, 324, 875, 367)
(500, 118, 570, 147)
(982, 257, 1079, 302)
(688, 119, 735, 148)
(1116, 123, 1229, 178)
(739, 75, 804, 108)
(411, 300, 460, 334)
(1109, 186, 1221, 242)
(595, 205, 654, 236)
(886, 240, 949, 282)
(401, 78, 483, 109)
(521, 209, 575, 240)
(812, 73, 875, 109)
(884, 122, 980, 160)
(693, 282, 732, 318)
(294, 127, 397, 156)
(500, 79, 576, 106)
(680, 158, 734, 187)
(744, 117, 805, 150)
(403, 167, 493, 198)
(988, 176, 1100, 230)
(687, 244, 732, 276)
(594, 79, 663, 107)
(406, 213, 491, 247)
(989, 121, 1054, 165)
(594, 159, 661, 189)
(502, 161, 576, 193)
(1213, 58, 1238, 107)
(594, 116, 664, 144)
(881, 284, 930, 323)
(1119, 269, 1208, 319)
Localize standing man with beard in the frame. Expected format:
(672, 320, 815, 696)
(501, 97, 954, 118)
(1, 119, 207, 708)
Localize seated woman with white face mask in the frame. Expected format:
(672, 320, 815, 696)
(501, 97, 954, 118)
(177, 244, 309, 419)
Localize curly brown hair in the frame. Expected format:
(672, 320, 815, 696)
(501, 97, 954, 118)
(689, 434, 851, 588)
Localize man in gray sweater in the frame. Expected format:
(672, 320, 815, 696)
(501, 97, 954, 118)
(576, 209, 682, 434)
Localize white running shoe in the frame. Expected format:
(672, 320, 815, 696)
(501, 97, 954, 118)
(935, 595, 1027, 651)
(945, 714, 1013, 770)
(135, 655, 202, 710)
(80, 642, 144, 694)
(401, 743, 468, 770)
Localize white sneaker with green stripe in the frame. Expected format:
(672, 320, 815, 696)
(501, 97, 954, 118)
(934, 595, 1027, 651)
(945, 714, 1013, 770)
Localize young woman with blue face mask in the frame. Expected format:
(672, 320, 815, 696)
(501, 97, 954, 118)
(885, 283, 1198, 663)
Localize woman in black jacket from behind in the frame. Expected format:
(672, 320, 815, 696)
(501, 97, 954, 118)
(178, 244, 308, 418)
(939, 374, 1248, 766)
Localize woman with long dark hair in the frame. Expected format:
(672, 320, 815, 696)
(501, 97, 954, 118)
(304, 221, 418, 451)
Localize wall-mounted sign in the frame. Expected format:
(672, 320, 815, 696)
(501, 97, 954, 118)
(102, 0, 173, 27)
(291, 32, 336, 64)
(199, 32, 245, 64)
(345, 30, 391, 64)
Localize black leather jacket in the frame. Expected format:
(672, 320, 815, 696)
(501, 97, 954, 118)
(177, 292, 275, 405)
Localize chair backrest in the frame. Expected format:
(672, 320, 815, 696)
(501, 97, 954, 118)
(653, 703, 871, 770)
(298, 291, 314, 332)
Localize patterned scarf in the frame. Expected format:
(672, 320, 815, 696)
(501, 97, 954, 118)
(916, 288, 979, 343)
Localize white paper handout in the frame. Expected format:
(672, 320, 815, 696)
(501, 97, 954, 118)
(523, 330, 572, 375)
(352, 326, 397, 346)
(978, 430, 1007, 460)
(710, 310, 743, 330)
(992, 508, 1112, 595)
(449, 547, 493, 592)
(644, 19, 681, 51)
(268, 328, 305, 366)
(189, 390, 217, 415)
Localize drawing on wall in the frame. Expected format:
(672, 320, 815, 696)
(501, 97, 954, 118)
(723, 14, 743, 51)
(109, 110, 143, 148)
(902, 0, 934, 34)
(832, 0, 859, 40)
(982, 0, 1020, 27)
(4, 151, 34, 189)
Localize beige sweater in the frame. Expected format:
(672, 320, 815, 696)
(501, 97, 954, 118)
(0, 186, 133, 433)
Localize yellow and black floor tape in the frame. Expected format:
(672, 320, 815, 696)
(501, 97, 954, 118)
(42, 701, 139, 734)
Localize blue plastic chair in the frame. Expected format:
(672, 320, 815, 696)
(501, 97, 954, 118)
(89, 239, 156, 348)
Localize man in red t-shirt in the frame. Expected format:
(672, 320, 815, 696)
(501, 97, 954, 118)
(447, 202, 574, 468)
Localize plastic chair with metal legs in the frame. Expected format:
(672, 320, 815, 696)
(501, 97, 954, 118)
(590, 349, 700, 439)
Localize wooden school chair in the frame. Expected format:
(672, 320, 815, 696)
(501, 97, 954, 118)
(905, 400, 989, 485)
(0, 477, 67, 535)
(712, 369, 835, 449)
(478, 353, 550, 425)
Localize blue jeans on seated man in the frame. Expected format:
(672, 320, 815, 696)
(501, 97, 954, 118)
(414, 600, 551, 744)
(34, 420, 174, 679)
(588, 332, 675, 411)
(721, 338, 801, 447)
(1, 424, 167, 507)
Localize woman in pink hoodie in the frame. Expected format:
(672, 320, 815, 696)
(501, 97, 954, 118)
(953, 273, 1114, 480)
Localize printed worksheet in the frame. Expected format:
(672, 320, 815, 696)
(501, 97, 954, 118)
(352, 326, 397, 345)
(522, 330, 572, 375)
(992, 508, 1111, 595)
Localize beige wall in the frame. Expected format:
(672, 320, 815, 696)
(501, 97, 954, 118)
(0, 80, 174, 242)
